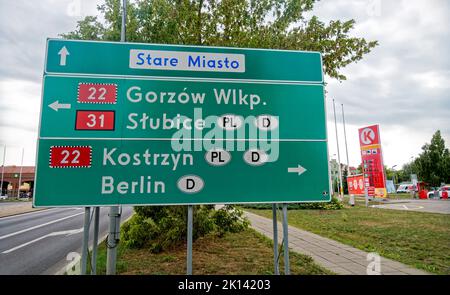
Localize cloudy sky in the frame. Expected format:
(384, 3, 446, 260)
(0, 0, 449, 170)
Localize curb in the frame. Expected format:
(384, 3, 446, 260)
(0, 208, 49, 219)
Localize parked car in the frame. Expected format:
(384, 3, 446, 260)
(396, 183, 414, 193)
(438, 185, 450, 199)
(427, 187, 439, 199)
(19, 192, 29, 198)
(0, 195, 7, 200)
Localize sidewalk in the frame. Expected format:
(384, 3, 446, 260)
(245, 211, 429, 275)
(0, 201, 45, 218)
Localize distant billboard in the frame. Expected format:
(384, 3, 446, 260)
(358, 125, 387, 198)
(347, 174, 365, 196)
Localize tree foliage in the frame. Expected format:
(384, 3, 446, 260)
(414, 131, 450, 186)
(398, 131, 450, 186)
(62, 0, 377, 80)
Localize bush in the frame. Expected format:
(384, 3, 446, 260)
(212, 205, 250, 237)
(241, 197, 343, 210)
(122, 205, 248, 252)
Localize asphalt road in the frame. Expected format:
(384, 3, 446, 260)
(0, 206, 133, 275)
(371, 199, 450, 214)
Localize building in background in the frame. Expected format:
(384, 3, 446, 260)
(1, 166, 35, 198)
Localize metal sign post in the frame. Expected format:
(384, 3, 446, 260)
(187, 205, 193, 275)
(272, 203, 279, 275)
(282, 204, 290, 275)
(91, 207, 100, 274)
(106, 206, 121, 275)
(80, 207, 91, 275)
(106, 0, 126, 275)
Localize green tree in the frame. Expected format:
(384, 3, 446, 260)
(398, 162, 418, 183)
(342, 167, 348, 194)
(414, 130, 450, 186)
(62, 0, 378, 81)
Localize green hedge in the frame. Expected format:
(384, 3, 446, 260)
(121, 205, 249, 252)
(241, 197, 343, 210)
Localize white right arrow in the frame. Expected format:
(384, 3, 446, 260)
(58, 46, 70, 66)
(288, 164, 307, 175)
(49, 100, 71, 111)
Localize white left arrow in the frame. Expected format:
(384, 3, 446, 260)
(49, 100, 71, 111)
(58, 46, 70, 66)
(288, 164, 307, 175)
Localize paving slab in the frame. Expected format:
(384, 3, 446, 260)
(245, 211, 430, 275)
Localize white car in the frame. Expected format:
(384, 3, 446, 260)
(427, 188, 439, 199)
(396, 184, 414, 193)
(0, 195, 7, 200)
(438, 185, 450, 199)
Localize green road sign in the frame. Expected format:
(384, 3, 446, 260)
(45, 39, 323, 83)
(34, 39, 330, 207)
(40, 75, 326, 140)
(34, 139, 329, 206)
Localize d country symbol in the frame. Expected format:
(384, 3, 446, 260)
(360, 128, 376, 145)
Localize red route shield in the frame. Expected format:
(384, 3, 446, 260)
(78, 83, 117, 104)
(75, 110, 115, 130)
(49, 146, 92, 168)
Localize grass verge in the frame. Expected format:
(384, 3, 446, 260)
(93, 228, 332, 275)
(246, 204, 450, 274)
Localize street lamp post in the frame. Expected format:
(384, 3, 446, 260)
(391, 165, 398, 192)
(332, 99, 344, 200)
(330, 154, 337, 196)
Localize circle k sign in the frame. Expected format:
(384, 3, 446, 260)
(359, 125, 379, 146)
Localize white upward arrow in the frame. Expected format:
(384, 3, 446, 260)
(288, 164, 307, 175)
(49, 100, 71, 111)
(58, 46, 70, 66)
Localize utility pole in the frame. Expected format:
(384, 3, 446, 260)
(16, 148, 24, 198)
(0, 146, 5, 196)
(106, 0, 126, 275)
(332, 99, 344, 200)
(341, 104, 353, 205)
(391, 165, 397, 188)
(341, 104, 350, 175)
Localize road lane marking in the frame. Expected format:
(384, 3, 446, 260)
(0, 212, 84, 241)
(0, 207, 82, 221)
(2, 228, 83, 254)
(371, 204, 424, 210)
